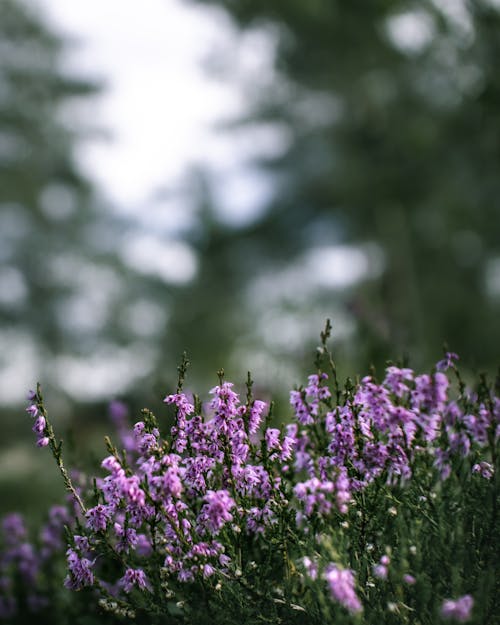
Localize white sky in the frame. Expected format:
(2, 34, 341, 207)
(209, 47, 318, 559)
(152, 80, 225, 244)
(34, 0, 272, 217)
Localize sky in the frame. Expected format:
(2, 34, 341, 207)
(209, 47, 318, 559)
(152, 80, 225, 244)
(34, 0, 278, 225)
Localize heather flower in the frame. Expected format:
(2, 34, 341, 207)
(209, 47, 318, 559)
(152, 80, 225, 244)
(17, 345, 499, 624)
(101, 455, 123, 475)
(373, 555, 390, 580)
(73, 535, 91, 552)
(32, 416, 46, 434)
(64, 548, 94, 590)
(306, 373, 330, 403)
(303, 556, 318, 580)
(373, 563, 388, 579)
(210, 382, 240, 434)
(26, 402, 50, 447)
(198, 490, 235, 535)
(265, 428, 281, 452)
(441, 594, 474, 622)
(164, 392, 195, 418)
(158, 465, 183, 499)
(472, 461, 494, 479)
(231, 463, 261, 496)
(294, 477, 336, 521)
(412, 373, 449, 414)
(246, 504, 276, 534)
(86, 504, 112, 532)
(447, 429, 471, 458)
(120, 475, 146, 507)
(135, 533, 153, 557)
(436, 352, 459, 372)
(384, 366, 414, 397)
(133, 421, 160, 456)
(40, 505, 70, 557)
(327, 406, 356, 465)
(202, 563, 216, 578)
(26, 404, 38, 418)
(324, 564, 362, 614)
(290, 389, 315, 425)
(120, 568, 150, 593)
(247, 400, 266, 434)
(10, 543, 39, 584)
(1, 514, 27, 544)
(463, 407, 490, 445)
(280, 434, 295, 461)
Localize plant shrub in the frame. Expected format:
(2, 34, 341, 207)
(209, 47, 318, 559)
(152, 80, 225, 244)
(1, 322, 498, 624)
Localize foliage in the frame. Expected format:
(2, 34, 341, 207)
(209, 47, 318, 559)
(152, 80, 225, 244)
(1, 325, 498, 624)
(170, 0, 500, 375)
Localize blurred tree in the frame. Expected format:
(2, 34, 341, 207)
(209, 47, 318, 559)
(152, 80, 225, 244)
(0, 0, 177, 417)
(170, 0, 500, 378)
(0, 0, 182, 513)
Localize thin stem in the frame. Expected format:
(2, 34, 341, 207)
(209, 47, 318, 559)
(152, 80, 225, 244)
(36, 383, 87, 515)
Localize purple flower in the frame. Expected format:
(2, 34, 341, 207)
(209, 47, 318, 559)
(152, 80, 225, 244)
(198, 490, 235, 535)
(2, 513, 27, 544)
(101, 455, 123, 475)
(436, 352, 459, 372)
(28, 408, 49, 447)
(164, 392, 195, 418)
(384, 366, 414, 397)
(441, 595, 474, 622)
(26, 404, 38, 418)
(40, 505, 70, 556)
(403, 574, 416, 585)
(373, 564, 388, 579)
(324, 564, 362, 614)
(133, 421, 160, 456)
(306, 373, 330, 402)
(290, 390, 315, 425)
(161, 465, 183, 498)
(202, 563, 216, 578)
(472, 461, 494, 479)
(114, 523, 138, 553)
(303, 556, 318, 580)
(73, 535, 91, 552)
(412, 373, 449, 414)
(64, 548, 94, 590)
(294, 477, 336, 519)
(248, 400, 266, 434)
(120, 568, 150, 593)
(265, 428, 281, 451)
(86, 504, 112, 532)
(464, 407, 491, 445)
(32, 416, 46, 434)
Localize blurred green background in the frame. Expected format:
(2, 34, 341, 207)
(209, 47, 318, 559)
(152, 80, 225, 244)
(1, 0, 499, 516)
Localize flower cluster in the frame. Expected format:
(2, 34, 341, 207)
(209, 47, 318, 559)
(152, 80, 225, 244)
(0, 507, 69, 618)
(0, 335, 497, 624)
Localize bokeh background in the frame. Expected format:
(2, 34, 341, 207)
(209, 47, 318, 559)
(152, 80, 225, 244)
(1, 0, 499, 516)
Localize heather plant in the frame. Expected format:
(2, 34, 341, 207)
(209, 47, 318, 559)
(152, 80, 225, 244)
(1, 322, 499, 624)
